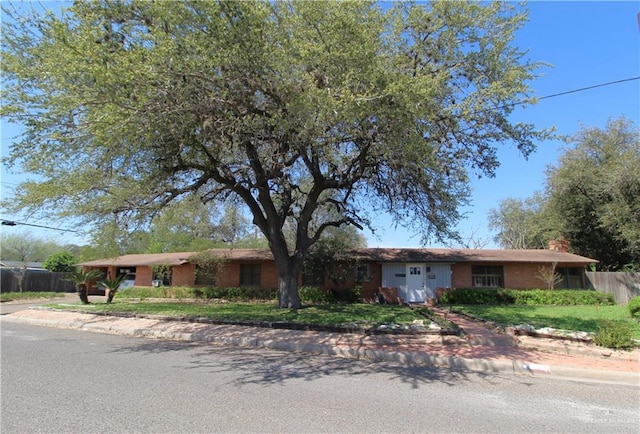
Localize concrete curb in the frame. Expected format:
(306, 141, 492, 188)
(2, 310, 638, 386)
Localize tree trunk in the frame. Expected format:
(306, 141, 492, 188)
(106, 289, 115, 304)
(278, 272, 302, 309)
(274, 254, 304, 309)
(78, 284, 89, 304)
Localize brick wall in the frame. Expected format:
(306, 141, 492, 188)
(361, 263, 382, 300)
(216, 262, 239, 287)
(319, 262, 381, 301)
(212, 261, 280, 289)
(260, 261, 279, 288)
(451, 262, 584, 289)
(172, 264, 196, 286)
(135, 266, 154, 286)
(504, 263, 544, 289)
(451, 263, 472, 287)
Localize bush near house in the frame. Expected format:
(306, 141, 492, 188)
(198, 287, 278, 301)
(440, 288, 614, 306)
(117, 286, 364, 304)
(117, 286, 278, 301)
(593, 320, 635, 349)
(628, 296, 640, 319)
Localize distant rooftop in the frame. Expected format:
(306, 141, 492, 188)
(0, 261, 45, 269)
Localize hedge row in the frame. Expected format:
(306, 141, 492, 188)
(117, 285, 361, 303)
(439, 288, 615, 306)
(117, 286, 277, 301)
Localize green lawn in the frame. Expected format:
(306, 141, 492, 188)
(41, 298, 640, 339)
(0, 291, 66, 302)
(45, 300, 429, 328)
(450, 304, 640, 338)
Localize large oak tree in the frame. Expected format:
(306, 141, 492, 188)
(488, 117, 640, 270)
(2, 1, 546, 307)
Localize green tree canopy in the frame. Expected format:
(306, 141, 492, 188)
(42, 251, 77, 272)
(488, 117, 640, 270)
(545, 117, 640, 270)
(0, 232, 65, 262)
(2, 1, 547, 307)
(488, 194, 549, 249)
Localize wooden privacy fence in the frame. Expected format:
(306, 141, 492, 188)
(0, 269, 76, 293)
(585, 272, 640, 304)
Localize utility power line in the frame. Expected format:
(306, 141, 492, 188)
(0, 219, 79, 233)
(537, 76, 640, 101)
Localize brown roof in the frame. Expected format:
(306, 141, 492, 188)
(78, 249, 274, 267)
(79, 247, 597, 268)
(352, 248, 597, 264)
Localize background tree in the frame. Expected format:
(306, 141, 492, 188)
(536, 262, 563, 290)
(144, 197, 266, 253)
(42, 251, 77, 272)
(544, 117, 640, 270)
(444, 224, 491, 249)
(82, 198, 266, 256)
(2, 1, 547, 308)
(487, 117, 640, 270)
(488, 194, 550, 249)
(0, 233, 64, 262)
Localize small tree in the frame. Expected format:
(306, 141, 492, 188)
(65, 268, 103, 304)
(100, 274, 126, 304)
(151, 264, 173, 286)
(536, 262, 563, 290)
(43, 251, 77, 272)
(9, 263, 28, 294)
(191, 251, 228, 286)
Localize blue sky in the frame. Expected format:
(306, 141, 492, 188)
(367, 0, 640, 248)
(1, 1, 639, 248)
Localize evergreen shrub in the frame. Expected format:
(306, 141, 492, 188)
(593, 320, 634, 349)
(298, 286, 335, 303)
(627, 296, 640, 319)
(440, 288, 614, 306)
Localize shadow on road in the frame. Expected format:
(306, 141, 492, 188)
(109, 338, 503, 390)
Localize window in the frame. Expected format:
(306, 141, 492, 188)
(239, 263, 261, 286)
(471, 265, 504, 287)
(556, 267, 584, 289)
(355, 263, 371, 284)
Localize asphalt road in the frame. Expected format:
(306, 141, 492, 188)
(2, 321, 639, 433)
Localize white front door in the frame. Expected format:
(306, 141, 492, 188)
(405, 263, 426, 303)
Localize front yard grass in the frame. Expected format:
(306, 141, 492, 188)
(45, 300, 429, 328)
(43, 298, 639, 339)
(450, 304, 640, 339)
(1, 291, 66, 302)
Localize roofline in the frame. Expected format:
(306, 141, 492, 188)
(77, 247, 598, 268)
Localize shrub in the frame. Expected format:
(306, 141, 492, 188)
(201, 286, 277, 301)
(118, 286, 277, 301)
(327, 286, 362, 303)
(118, 286, 166, 299)
(43, 251, 77, 272)
(628, 296, 640, 319)
(511, 289, 614, 306)
(439, 288, 514, 305)
(593, 320, 635, 349)
(298, 286, 335, 304)
(440, 288, 614, 306)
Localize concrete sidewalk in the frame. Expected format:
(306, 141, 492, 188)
(2, 306, 638, 386)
